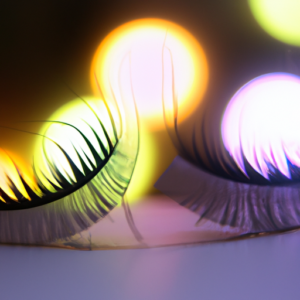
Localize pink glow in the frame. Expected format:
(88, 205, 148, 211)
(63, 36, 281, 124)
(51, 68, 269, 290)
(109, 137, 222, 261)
(221, 73, 300, 180)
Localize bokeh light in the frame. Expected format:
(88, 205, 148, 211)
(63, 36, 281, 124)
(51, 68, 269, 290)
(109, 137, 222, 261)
(248, 0, 300, 46)
(0, 149, 40, 202)
(91, 18, 208, 131)
(0, 149, 30, 201)
(222, 73, 300, 180)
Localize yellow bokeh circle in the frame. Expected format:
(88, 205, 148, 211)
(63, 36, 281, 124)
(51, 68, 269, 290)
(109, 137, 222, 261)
(248, 0, 300, 47)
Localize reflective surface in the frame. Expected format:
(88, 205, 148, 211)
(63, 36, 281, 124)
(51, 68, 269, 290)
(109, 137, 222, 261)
(1, 230, 300, 300)
(49, 194, 243, 250)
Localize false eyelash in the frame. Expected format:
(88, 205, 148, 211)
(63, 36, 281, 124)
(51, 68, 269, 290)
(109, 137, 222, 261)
(0, 95, 118, 209)
(0, 73, 139, 245)
(155, 156, 300, 233)
(160, 44, 300, 235)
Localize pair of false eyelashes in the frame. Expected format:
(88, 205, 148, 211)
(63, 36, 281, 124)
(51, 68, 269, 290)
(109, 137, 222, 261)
(1, 56, 299, 247)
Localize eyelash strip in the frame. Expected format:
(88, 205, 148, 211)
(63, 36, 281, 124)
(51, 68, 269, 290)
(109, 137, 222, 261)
(0, 72, 139, 246)
(155, 156, 300, 234)
(0, 95, 118, 210)
(160, 46, 300, 235)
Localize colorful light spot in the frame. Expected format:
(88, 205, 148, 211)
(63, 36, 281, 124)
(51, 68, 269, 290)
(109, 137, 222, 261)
(91, 18, 208, 131)
(222, 73, 300, 180)
(248, 0, 300, 46)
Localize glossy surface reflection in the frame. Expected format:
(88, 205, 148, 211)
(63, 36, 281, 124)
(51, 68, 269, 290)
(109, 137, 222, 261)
(1, 229, 300, 300)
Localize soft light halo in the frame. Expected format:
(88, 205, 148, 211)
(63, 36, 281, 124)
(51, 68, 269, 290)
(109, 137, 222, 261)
(248, 0, 300, 46)
(90, 18, 208, 131)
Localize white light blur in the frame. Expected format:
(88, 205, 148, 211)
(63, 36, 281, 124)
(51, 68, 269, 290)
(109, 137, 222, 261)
(222, 73, 300, 180)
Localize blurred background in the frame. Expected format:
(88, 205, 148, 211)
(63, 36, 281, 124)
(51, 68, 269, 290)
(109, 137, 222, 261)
(0, 0, 298, 199)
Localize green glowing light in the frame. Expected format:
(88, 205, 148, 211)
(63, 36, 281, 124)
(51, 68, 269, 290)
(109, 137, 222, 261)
(248, 0, 300, 46)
